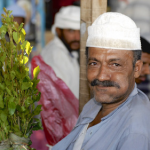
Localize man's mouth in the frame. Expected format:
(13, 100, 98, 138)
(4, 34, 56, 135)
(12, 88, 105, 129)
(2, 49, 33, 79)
(139, 76, 146, 82)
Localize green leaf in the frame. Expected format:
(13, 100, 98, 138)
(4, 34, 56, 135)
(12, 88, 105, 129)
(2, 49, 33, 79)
(0, 53, 6, 62)
(21, 40, 27, 50)
(0, 111, 7, 122)
(33, 105, 42, 116)
(3, 125, 10, 134)
(16, 105, 21, 112)
(21, 106, 26, 112)
(8, 101, 16, 115)
(6, 87, 11, 95)
(1, 14, 6, 19)
(8, 10, 12, 16)
(12, 90, 17, 97)
(6, 17, 11, 23)
(0, 95, 4, 108)
(33, 92, 41, 102)
(25, 97, 33, 107)
(21, 82, 33, 90)
(10, 70, 16, 80)
(0, 83, 5, 90)
(19, 23, 24, 32)
(3, 8, 7, 14)
(13, 31, 20, 44)
(12, 125, 22, 137)
(0, 25, 7, 38)
(33, 66, 40, 78)
(9, 96, 15, 103)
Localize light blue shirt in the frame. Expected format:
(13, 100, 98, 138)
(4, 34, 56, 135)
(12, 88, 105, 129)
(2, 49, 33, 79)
(52, 84, 150, 150)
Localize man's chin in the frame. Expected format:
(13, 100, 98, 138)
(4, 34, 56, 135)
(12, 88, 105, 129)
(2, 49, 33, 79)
(70, 43, 80, 50)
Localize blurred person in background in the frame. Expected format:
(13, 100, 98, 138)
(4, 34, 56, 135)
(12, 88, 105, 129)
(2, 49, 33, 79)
(136, 37, 150, 97)
(1, 4, 26, 26)
(0, 4, 26, 42)
(41, 5, 80, 99)
(109, 0, 150, 99)
(110, 0, 150, 42)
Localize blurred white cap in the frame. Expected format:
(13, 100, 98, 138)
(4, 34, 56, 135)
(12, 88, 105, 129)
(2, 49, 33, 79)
(86, 12, 141, 50)
(52, 6, 80, 34)
(3, 4, 26, 18)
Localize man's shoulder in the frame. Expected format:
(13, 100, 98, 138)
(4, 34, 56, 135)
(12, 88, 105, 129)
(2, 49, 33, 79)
(41, 37, 62, 55)
(126, 90, 150, 136)
(41, 37, 68, 62)
(130, 89, 150, 114)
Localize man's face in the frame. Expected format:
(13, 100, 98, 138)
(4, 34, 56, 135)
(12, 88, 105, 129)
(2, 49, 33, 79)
(135, 52, 150, 84)
(87, 47, 142, 104)
(14, 17, 25, 26)
(56, 28, 80, 51)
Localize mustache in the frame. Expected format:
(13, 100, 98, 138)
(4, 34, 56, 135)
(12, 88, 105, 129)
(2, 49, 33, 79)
(91, 79, 120, 89)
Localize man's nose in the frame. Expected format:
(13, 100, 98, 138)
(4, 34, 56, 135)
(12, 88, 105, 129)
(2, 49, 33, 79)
(97, 65, 111, 81)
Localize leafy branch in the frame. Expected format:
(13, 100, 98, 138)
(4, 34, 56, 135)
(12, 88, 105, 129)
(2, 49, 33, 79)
(0, 8, 42, 148)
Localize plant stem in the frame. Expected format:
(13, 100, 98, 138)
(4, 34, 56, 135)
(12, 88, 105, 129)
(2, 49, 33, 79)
(18, 116, 20, 130)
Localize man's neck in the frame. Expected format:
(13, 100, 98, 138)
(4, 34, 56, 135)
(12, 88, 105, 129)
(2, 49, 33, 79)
(88, 97, 128, 129)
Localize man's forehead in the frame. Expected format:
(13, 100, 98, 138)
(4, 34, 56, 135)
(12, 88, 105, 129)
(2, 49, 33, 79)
(88, 47, 133, 60)
(141, 52, 150, 62)
(88, 47, 132, 54)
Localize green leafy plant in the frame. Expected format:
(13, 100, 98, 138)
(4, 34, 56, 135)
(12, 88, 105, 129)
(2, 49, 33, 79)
(0, 8, 42, 149)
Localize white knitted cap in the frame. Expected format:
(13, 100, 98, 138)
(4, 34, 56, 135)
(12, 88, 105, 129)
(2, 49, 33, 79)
(86, 12, 141, 50)
(52, 6, 80, 34)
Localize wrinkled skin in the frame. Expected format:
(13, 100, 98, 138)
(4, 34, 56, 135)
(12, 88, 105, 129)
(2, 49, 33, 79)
(87, 47, 143, 128)
(56, 28, 80, 51)
(87, 47, 142, 107)
(135, 52, 150, 84)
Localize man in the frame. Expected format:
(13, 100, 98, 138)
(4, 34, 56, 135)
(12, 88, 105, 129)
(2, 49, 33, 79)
(4, 4, 26, 25)
(41, 5, 80, 99)
(135, 37, 150, 98)
(136, 37, 150, 83)
(52, 12, 150, 150)
(0, 4, 26, 42)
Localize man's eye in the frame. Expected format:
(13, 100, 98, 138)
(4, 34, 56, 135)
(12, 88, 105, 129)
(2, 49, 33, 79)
(112, 63, 120, 67)
(89, 62, 97, 66)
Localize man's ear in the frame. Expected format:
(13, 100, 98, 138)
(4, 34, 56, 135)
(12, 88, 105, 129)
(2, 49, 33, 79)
(134, 60, 143, 78)
(56, 28, 61, 37)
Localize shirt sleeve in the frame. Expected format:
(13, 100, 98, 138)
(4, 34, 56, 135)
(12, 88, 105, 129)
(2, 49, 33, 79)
(117, 133, 150, 150)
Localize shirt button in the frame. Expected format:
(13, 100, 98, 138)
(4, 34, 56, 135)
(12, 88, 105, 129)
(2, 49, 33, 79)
(90, 132, 92, 135)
